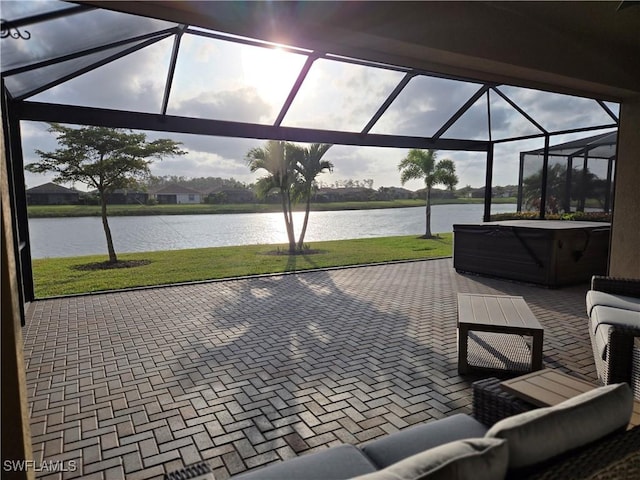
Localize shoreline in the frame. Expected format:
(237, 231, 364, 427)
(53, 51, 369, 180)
(27, 197, 517, 218)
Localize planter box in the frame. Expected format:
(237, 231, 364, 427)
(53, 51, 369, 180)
(453, 220, 610, 287)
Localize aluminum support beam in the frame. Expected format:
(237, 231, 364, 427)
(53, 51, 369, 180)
(15, 101, 490, 152)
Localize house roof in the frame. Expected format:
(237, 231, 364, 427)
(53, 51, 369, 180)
(26, 182, 79, 194)
(152, 184, 202, 195)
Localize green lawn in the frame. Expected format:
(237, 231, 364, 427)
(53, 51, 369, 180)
(33, 234, 453, 297)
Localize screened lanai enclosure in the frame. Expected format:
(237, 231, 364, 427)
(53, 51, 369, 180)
(1, 0, 621, 303)
(517, 131, 617, 215)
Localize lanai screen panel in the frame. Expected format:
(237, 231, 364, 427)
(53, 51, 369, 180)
(30, 38, 174, 113)
(519, 132, 616, 214)
(5, 36, 170, 100)
(282, 58, 405, 132)
(498, 86, 617, 132)
(1, 4, 177, 85)
(167, 33, 308, 124)
(370, 75, 481, 137)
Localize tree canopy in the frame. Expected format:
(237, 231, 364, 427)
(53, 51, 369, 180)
(398, 149, 458, 238)
(247, 140, 332, 253)
(27, 124, 185, 263)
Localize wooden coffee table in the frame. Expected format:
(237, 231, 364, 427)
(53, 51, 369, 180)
(501, 369, 640, 429)
(457, 294, 544, 374)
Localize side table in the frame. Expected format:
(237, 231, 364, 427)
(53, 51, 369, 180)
(457, 294, 544, 374)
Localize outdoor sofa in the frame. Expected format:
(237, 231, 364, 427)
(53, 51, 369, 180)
(221, 383, 639, 480)
(586, 276, 640, 399)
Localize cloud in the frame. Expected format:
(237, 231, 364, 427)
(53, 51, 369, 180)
(31, 36, 172, 113)
(283, 58, 404, 131)
(152, 149, 255, 182)
(168, 87, 274, 124)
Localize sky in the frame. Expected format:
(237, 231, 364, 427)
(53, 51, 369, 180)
(6, 1, 619, 193)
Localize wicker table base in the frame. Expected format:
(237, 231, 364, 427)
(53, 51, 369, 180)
(472, 377, 532, 427)
(472, 376, 640, 479)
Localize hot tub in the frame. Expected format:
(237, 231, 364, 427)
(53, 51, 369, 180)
(453, 220, 610, 287)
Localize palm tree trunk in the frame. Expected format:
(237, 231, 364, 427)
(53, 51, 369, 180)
(100, 194, 118, 263)
(297, 188, 312, 250)
(281, 192, 296, 253)
(425, 187, 433, 238)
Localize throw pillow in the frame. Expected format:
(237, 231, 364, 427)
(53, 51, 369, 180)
(351, 437, 508, 480)
(486, 382, 633, 469)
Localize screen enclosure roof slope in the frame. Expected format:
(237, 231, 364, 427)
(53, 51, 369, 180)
(1, 0, 627, 151)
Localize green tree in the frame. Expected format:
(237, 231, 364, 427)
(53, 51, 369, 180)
(522, 164, 606, 213)
(398, 149, 458, 238)
(295, 143, 333, 250)
(26, 124, 185, 263)
(247, 140, 302, 253)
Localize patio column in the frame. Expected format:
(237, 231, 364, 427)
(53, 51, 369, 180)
(1, 113, 35, 480)
(609, 96, 640, 277)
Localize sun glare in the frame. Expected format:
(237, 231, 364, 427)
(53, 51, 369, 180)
(241, 46, 305, 104)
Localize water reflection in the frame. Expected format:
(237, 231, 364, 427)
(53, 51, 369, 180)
(29, 204, 516, 258)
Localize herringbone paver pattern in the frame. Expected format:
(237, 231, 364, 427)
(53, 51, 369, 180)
(23, 259, 596, 479)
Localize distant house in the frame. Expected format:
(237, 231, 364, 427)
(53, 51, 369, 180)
(313, 187, 375, 202)
(104, 189, 149, 205)
(207, 188, 256, 204)
(150, 184, 202, 204)
(26, 182, 80, 205)
(377, 186, 414, 200)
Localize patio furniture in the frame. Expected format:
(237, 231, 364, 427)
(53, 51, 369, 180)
(219, 382, 636, 480)
(453, 220, 610, 287)
(473, 369, 640, 429)
(457, 294, 544, 374)
(586, 276, 640, 399)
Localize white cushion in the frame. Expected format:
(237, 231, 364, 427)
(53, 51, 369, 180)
(586, 290, 640, 316)
(486, 383, 633, 469)
(352, 438, 508, 480)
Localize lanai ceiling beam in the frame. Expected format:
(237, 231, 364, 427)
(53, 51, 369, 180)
(161, 25, 187, 115)
(432, 84, 491, 140)
(274, 54, 319, 127)
(361, 72, 415, 135)
(14, 100, 490, 152)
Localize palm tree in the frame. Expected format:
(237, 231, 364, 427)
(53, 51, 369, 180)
(398, 149, 458, 238)
(295, 143, 333, 250)
(523, 164, 606, 213)
(247, 140, 302, 253)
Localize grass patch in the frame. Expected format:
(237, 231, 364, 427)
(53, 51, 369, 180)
(33, 234, 452, 297)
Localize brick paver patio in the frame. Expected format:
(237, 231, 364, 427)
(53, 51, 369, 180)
(23, 258, 596, 479)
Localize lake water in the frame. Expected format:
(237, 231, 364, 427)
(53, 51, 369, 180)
(28, 204, 517, 259)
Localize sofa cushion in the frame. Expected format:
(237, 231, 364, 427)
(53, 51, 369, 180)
(352, 438, 508, 480)
(231, 444, 377, 480)
(361, 413, 488, 469)
(486, 383, 633, 469)
(586, 290, 640, 316)
(591, 304, 640, 331)
(590, 305, 640, 361)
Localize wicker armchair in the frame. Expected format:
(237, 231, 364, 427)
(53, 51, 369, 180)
(588, 276, 640, 399)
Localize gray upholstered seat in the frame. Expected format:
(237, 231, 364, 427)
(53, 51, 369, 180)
(232, 444, 377, 480)
(586, 291, 640, 316)
(360, 413, 488, 469)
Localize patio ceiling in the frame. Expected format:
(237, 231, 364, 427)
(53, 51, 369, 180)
(1, 1, 622, 151)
